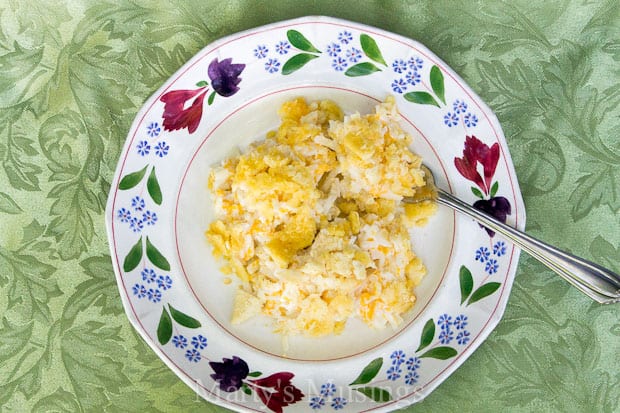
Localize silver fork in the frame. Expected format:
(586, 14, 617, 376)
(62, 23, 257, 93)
(403, 166, 620, 304)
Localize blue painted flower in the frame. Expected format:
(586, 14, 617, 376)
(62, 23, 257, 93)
(332, 56, 348, 72)
(147, 121, 161, 137)
(493, 241, 507, 256)
(438, 329, 454, 344)
(391, 78, 407, 94)
(338, 30, 353, 44)
(331, 397, 347, 410)
(408, 56, 423, 70)
(185, 348, 201, 363)
(132, 283, 147, 299)
(264, 58, 280, 73)
(386, 366, 401, 381)
(405, 70, 421, 85)
(142, 210, 158, 226)
(154, 141, 169, 157)
(443, 112, 459, 127)
(392, 59, 407, 73)
(172, 334, 188, 349)
(117, 208, 131, 223)
(457, 330, 471, 345)
(141, 268, 157, 283)
(485, 258, 499, 275)
(129, 217, 143, 233)
(475, 247, 490, 262)
(406, 356, 421, 371)
(320, 382, 336, 397)
(275, 40, 291, 55)
(131, 196, 145, 212)
(326, 42, 341, 57)
(192, 334, 208, 350)
(453, 99, 468, 114)
(147, 288, 162, 303)
(309, 396, 325, 409)
(454, 314, 468, 330)
(346, 47, 362, 63)
(438, 314, 452, 329)
(390, 350, 406, 365)
(405, 370, 420, 385)
(157, 274, 173, 290)
(137, 140, 150, 156)
(464, 112, 478, 128)
(254, 45, 268, 59)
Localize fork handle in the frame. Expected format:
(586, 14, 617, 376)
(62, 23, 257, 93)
(437, 189, 620, 304)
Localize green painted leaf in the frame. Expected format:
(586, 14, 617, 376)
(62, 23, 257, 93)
(118, 165, 147, 190)
(0, 192, 22, 214)
(490, 181, 499, 197)
(460, 266, 474, 304)
(207, 91, 216, 105)
(242, 384, 252, 395)
(145, 236, 170, 271)
(403, 91, 440, 107)
(349, 357, 383, 385)
(344, 62, 382, 77)
(354, 387, 392, 403)
(157, 307, 172, 345)
(420, 346, 458, 360)
(281, 53, 320, 75)
(196, 80, 208, 87)
(169, 304, 202, 328)
(147, 167, 162, 205)
(430, 65, 446, 104)
(471, 187, 485, 199)
(287, 30, 321, 53)
(416, 318, 435, 352)
(360, 34, 386, 66)
(468, 282, 502, 305)
(123, 236, 143, 273)
(248, 371, 262, 377)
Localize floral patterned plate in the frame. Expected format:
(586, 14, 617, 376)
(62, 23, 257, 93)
(105, 16, 525, 412)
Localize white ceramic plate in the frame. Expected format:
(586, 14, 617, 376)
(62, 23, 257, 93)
(106, 16, 525, 412)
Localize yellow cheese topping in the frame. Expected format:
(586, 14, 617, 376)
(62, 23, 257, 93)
(206, 97, 436, 337)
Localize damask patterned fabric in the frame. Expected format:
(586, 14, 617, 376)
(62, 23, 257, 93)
(0, 1, 618, 411)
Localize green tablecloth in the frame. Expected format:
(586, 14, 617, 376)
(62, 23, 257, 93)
(1, 1, 618, 411)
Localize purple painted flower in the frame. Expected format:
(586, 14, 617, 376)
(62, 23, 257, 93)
(208, 58, 245, 98)
(473, 196, 512, 237)
(209, 356, 249, 392)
